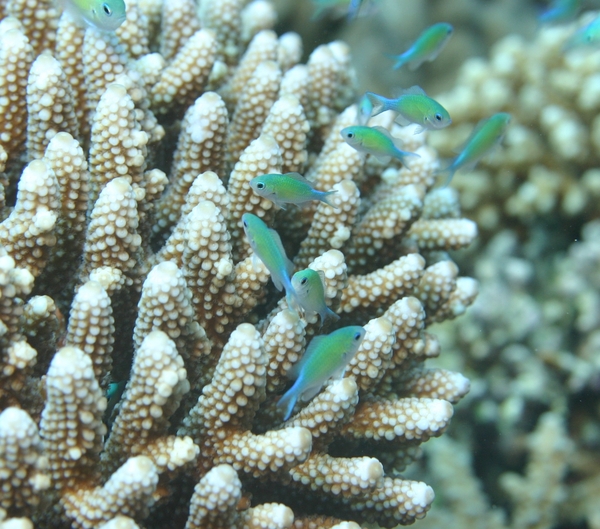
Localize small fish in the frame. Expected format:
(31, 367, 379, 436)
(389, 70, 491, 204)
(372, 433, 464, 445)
(311, 0, 367, 20)
(341, 125, 419, 165)
(366, 87, 452, 133)
(278, 326, 366, 420)
(539, 0, 580, 23)
(347, 0, 365, 20)
(59, 0, 127, 31)
(439, 112, 511, 185)
(250, 173, 337, 209)
(105, 380, 126, 422)
(388, 22, 454, 70)
(291, 269, 340, 328)
(564, 15, 600, 50)
(242, 213, 298, 307)
(357, 93, 373, 125)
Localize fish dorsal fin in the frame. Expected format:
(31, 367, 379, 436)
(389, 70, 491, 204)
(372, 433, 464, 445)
(286, 172, 314, 188)
(399, 85, 427, 96)
(268, 227, 294, 277)
(269, 226, 289, 258)
(372, 125, 394, 140)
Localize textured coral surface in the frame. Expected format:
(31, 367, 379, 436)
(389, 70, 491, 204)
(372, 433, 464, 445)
(0, 1, 477, 528)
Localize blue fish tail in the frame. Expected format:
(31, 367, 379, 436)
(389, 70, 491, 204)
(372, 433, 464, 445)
(435, 163, 457, 187)
(315, 189, 338, 209)
(278, 382, 300, 421)
(366, 92, 390, 117)
(385, 52, 409, 70)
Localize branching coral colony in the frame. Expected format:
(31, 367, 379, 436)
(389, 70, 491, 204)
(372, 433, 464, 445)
(0, 0, 476, 527)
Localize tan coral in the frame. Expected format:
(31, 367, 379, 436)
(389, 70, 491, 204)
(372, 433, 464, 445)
(154, 92, 228, 235)
(150, 29, 217, 115)
(159, 0, 200, 61)
(25, 54, 79, 161)
(0, 407, 50, 512)
(0, 160, 59, 277)
(102, 331, 194, 474)
(0, 24, 33, 167)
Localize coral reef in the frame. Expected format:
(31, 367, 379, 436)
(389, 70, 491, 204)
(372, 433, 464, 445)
(416, 12, 600, 529)
(0, 1, 476, 528)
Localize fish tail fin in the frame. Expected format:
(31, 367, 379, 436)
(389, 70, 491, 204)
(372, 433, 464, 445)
(435, 163, 457, 187)
(390, 139, 420, 167)
(317, 190, 339, 209)
(366, 92, 388, 117)
(277, 384, 300, 421)
(385, 52, 409, 70)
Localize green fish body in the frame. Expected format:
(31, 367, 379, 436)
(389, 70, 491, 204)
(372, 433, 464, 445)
(390, 23, 453, 70)
(341, 125, 419, 165)
(291, 269, 340, 328)
(441, 112, 511, 185)
(564, 15, 600, 50)
(250, 173, 337, 209)
(278, 326, 366, 420)
(242, 213, 298, 306)
(60, 0, 126, 31)
(366, 86, 452, 132)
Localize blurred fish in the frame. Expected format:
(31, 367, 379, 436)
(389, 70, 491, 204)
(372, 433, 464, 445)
(539, 0, 580, 23)
(278, 326, 366, 420)
(357, 93, 373, 125)
(242, 213, 298, 307)
(564, 15, 600, 50)
(439, 112, 511, 185)
(311, 0, 367, 20)
(105, 380, 126, 424)
(341, 125, 419, 165)
(347, 0, 365, 20)
(366, 87, 452, 133)
(59, 0, 127, 31)
(250, 173, 337, 209)
(291, 269, 340, 328)
(388, 22, 454, 70)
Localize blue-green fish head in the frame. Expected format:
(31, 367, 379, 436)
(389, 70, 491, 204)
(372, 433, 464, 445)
(61, 0, 127, 31)
(291, 269, 340, 327)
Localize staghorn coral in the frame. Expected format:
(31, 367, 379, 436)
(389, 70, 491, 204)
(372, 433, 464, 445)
(0, 1, 478, 528)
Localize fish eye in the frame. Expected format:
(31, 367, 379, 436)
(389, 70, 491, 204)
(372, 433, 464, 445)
(435, 113, 443, 121)
(346, 131, 354, 138)
(242, 219, 248, 227)
(300, 277, 308, 285)
(102, 3, 112, 16)
(353, 332, 362, 341)
(256, 182, 265, 189)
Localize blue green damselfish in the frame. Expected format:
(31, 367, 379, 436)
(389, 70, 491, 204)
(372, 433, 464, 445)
(440, 112, 511, 185)
(291, 269, 340, 328)
(250, 173, 337, 209)
(242, 213, 299, 307)
(366, 86, 452, 133)
(388, 22, 454, 71)
(341, 125, 419, 165)
(59, 0, 126, 31)
(278, 326, 366, 420)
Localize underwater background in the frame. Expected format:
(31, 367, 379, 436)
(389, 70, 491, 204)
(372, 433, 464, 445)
(0, 0, 599, 528)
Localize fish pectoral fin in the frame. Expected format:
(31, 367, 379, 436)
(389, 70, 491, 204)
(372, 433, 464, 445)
(412, 125, 426, 134)
(393, 114, 412, 127)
